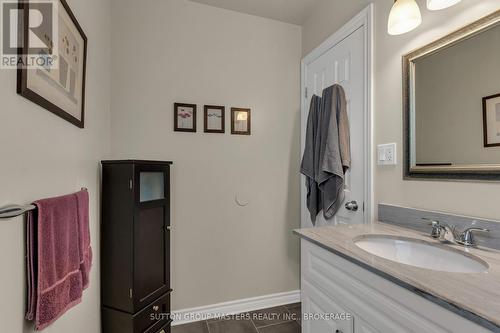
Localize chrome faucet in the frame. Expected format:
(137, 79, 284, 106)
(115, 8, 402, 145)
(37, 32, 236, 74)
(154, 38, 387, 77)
(423, 218, 457, 241)
(456, 227, 490, 247)
(423, 218, 490, 247)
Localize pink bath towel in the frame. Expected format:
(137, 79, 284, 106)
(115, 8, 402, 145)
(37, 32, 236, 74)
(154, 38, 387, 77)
(26, 190, 92, 330)
(76, 190, 92, 289)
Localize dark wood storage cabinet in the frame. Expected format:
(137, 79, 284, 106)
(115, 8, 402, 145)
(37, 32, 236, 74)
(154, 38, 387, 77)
(101, 160, 173, 333)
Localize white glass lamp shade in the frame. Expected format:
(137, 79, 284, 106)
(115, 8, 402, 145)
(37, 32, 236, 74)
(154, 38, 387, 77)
(388, 0, 422, 35)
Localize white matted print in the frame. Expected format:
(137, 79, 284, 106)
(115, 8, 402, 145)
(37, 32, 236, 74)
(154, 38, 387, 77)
(17, 0, 87, 128)
(204, 105, 225, 133)
(483, 94, 500, 147)
(174, 103, 197, 132)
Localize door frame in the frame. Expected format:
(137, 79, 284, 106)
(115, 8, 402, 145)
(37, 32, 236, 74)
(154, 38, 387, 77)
(300, 4, 374, 225)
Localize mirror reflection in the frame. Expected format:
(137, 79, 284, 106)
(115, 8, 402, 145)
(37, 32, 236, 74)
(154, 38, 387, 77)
(412, 23, 500, 167)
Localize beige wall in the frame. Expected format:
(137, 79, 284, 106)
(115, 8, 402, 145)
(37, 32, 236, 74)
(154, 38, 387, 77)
(303, 0, 500, 222)
(110, 0, 302, 310)
(0, 0, 111, 332)
(415, 23, 500, 165)
(301, 0, 372, 56)
(374, 0, 500, 221)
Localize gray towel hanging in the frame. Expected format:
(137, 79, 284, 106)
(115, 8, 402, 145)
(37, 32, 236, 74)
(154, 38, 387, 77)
(301, 84, 351, 223)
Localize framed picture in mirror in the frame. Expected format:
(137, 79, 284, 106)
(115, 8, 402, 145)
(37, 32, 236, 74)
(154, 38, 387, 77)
(483, 93, 500, 147)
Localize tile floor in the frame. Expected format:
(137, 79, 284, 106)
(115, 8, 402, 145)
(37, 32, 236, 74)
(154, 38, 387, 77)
(172, 303, 301, 333)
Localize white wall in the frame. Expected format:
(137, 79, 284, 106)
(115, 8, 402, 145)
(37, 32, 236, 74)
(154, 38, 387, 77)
(110, 0, 302, 310)
(0, 0, 111, 332)
(303, 0, 500, 222)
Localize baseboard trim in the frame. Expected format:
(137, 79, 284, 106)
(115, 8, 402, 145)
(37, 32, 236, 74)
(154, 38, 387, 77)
(171, 290, 300, 326)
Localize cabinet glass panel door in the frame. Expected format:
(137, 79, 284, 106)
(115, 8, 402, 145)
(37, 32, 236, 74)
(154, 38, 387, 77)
(140, 172, 165, 202)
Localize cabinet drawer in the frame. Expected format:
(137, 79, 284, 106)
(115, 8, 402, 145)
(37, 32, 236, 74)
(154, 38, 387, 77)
(135, 292, 171, 333)
(151, 321, 171, 333)
(102, 292, 171, 333)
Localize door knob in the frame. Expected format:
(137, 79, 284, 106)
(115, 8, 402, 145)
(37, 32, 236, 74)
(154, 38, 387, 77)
(345, 201, 359, 212)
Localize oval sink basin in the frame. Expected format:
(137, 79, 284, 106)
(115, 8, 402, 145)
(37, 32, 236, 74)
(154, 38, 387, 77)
(354, 235, 488, 273)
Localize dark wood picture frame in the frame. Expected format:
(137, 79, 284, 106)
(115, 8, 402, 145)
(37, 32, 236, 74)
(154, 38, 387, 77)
(231, 108, 251, 135)
(482, 93, 500, 148)
(17, 0, 88, 128)
(174, 103, 197, 132)
(204, 105, 225, 133)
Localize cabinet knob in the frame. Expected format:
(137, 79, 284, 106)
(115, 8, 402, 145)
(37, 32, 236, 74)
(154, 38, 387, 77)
(153, 305, 159, 312)
(335, 330, 343, 333)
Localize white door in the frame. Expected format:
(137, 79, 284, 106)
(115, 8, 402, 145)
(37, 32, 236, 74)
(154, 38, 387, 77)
(301, 26, 366, 227)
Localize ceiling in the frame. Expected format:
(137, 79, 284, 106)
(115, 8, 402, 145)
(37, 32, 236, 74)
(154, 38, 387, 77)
(188, 0, 321, 25)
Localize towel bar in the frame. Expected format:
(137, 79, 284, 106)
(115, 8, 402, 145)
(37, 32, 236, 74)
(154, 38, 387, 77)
(0, 204, 36, 219)
(0, 188, 87, 219)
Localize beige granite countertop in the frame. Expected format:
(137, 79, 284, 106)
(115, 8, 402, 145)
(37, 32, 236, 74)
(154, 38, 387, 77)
(294, 222, 500, 329)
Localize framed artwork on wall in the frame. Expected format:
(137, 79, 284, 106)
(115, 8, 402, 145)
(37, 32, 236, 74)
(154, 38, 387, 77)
(483, 93, 500, 147)
(174, 103, 197, 132)
(231, 108, 251, 135)
(204, 105, 225, 133)
(17, 0, 88, 128)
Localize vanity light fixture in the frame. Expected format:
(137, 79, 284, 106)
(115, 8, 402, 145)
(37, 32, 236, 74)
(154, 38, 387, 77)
(427, 0, 461, 11)
(387, 0, 422, 35)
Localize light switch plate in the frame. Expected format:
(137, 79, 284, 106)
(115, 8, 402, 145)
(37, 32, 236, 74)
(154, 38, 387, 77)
(378, 143, 397, 166)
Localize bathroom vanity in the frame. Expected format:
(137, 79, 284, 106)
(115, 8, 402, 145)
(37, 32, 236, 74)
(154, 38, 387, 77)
(295, 11, 500, 332)
(295, 223, 500, 333)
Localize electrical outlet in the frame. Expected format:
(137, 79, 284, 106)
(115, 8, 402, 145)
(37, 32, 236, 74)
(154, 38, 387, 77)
(377, 143, 397, 166)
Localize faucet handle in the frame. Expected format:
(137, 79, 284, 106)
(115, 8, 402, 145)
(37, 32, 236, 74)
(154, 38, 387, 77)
(422, 218, 444, 238)
(422, 217, 439, 226)
(456, 228, 490, 247)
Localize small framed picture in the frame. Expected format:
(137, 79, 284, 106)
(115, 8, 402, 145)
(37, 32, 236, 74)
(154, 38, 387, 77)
(231, 108, 251, 135)
(174, 103, 197, 132)
(204, 105, 225, 133)
(483, 93, 500, 147)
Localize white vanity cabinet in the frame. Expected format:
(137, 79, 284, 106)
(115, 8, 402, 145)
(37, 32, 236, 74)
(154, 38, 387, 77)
(300, 239, 492, 333)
